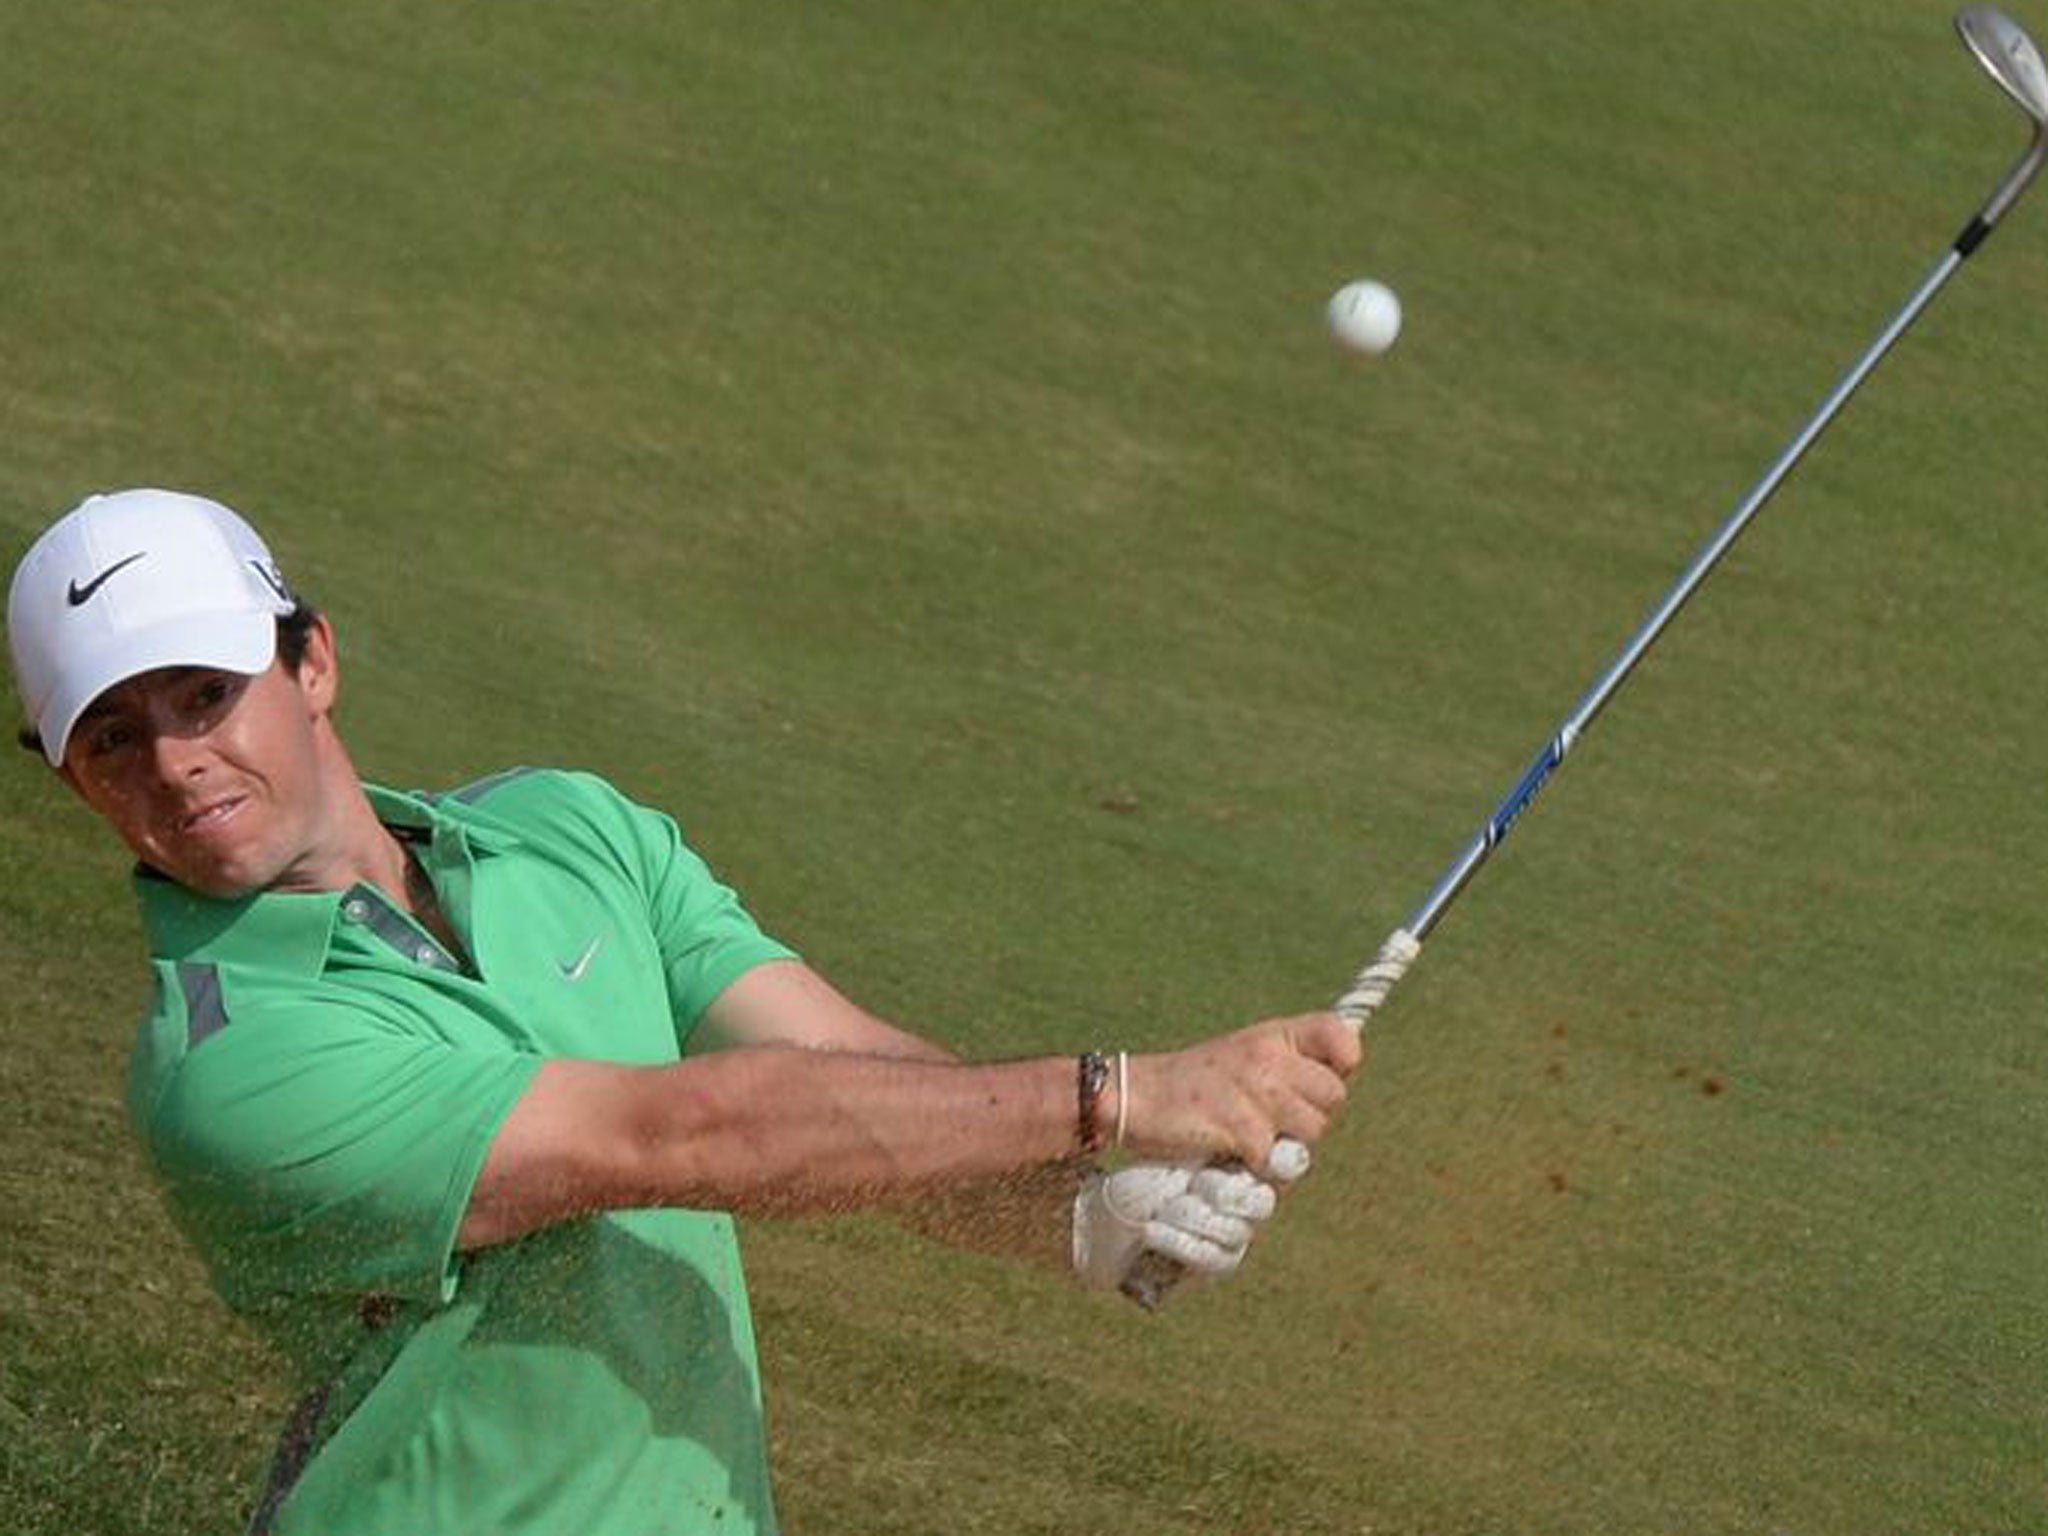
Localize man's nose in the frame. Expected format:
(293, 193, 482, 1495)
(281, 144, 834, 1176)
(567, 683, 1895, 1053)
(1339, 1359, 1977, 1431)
(147, 725, 213, 782)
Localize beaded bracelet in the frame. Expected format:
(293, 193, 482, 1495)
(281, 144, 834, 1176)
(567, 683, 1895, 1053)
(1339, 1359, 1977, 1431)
(1076, 1051, 1110, 1154)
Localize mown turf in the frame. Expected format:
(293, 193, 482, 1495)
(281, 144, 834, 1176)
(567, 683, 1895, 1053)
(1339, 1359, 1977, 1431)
(4, 2, 2047, 1532)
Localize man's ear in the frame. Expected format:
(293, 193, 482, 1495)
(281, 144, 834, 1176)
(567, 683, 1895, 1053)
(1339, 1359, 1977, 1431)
(296, 616, 341, 716)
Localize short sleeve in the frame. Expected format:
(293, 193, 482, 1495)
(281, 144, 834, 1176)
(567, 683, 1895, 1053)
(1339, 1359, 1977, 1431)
(583, 782, 796, 1035)
(133, 971, 541, 1310)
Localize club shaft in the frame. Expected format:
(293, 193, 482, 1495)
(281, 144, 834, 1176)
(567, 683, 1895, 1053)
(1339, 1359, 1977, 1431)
(1403, 118, 2044, 949)
(1404, 240, 1976, 944)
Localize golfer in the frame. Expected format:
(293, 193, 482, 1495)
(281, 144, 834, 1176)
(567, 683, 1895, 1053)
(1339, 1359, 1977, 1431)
(7, 488, 1362, 1536)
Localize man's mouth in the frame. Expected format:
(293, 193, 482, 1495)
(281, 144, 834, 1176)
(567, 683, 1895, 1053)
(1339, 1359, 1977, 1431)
(177, 796, 247, 836)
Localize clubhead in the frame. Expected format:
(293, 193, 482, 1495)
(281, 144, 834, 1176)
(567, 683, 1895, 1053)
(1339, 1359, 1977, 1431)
(1958, 5, 2048, 126)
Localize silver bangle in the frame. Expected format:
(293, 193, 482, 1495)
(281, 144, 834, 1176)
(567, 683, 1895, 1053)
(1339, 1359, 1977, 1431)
(1113, 1051, 1129, 1150)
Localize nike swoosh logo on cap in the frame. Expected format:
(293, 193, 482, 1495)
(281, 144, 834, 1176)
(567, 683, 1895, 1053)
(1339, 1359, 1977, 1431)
(248, 559, 291, 604)
(66, 552, 147, 607)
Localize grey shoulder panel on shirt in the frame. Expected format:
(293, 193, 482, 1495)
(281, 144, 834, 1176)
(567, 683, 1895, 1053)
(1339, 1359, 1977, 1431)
(178, 961, 229, 1049)
(429, 766, 545, 806)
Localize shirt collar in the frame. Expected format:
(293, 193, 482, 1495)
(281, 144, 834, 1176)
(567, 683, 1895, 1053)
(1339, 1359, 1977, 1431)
(363, 782, 521, 859)
(136, 781, 517, 972)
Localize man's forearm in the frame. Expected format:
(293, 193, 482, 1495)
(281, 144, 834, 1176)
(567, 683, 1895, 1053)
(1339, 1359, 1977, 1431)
(629, 1048, 1079, 1213)
(462, 1047, 1091, 1246)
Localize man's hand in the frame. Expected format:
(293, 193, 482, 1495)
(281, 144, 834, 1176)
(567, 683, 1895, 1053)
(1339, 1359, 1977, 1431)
(1117, 1012, 1361, 1176)
(1072, 1162, 1281, 1294)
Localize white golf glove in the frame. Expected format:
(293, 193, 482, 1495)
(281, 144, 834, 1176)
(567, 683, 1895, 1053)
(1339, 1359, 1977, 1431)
(1071, 1162, 1279, 1293)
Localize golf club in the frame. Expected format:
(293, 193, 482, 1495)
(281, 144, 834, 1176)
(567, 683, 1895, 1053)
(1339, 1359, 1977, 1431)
(1125, 4, 2048, 1309)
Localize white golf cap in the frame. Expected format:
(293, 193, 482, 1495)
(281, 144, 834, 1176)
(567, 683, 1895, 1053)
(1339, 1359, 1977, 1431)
(7, 489, 297, 766)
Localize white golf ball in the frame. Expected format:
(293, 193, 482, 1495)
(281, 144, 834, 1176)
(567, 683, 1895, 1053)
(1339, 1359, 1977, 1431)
(1327, 279, 1402, 357)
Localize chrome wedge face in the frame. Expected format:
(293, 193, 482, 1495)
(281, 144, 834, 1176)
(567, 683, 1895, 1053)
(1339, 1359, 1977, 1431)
(1959, 5, 2048, 125)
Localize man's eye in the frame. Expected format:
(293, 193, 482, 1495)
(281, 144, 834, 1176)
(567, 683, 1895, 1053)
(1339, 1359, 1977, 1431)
(84, 723, 134, 757)
(191, 676, 239, 712)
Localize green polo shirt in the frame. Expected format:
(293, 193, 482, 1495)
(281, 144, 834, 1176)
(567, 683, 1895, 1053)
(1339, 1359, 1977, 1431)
(125, 768, 798, 1536)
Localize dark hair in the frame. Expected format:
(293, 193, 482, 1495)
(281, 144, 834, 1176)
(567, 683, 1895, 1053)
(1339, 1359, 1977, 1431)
(275, 600, 321, 670)
(15, 600, 322, 758)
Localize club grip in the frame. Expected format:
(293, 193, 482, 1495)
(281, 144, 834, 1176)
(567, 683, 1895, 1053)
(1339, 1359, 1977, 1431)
(1116, 928, 1422, 1311)
(1120, 1247, 1185, 1311)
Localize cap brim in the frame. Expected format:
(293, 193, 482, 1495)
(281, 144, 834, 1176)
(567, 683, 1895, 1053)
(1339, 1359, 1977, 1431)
(39, 610, 278, 766)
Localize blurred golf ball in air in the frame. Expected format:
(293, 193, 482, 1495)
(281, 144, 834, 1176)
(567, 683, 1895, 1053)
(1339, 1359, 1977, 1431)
(1327, 279, 1401, 356)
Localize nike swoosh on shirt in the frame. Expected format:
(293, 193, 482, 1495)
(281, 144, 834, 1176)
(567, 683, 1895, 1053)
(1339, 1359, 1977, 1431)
(66, 552, 147, 606)
(559, 937, 603, 983)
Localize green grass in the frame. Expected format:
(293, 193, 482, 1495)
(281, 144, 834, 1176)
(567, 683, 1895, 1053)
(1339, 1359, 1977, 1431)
(6, 2, 2048, 1531)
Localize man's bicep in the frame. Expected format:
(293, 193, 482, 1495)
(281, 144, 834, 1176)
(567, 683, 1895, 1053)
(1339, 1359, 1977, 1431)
(701, 960, 957, 1061)
(458, 1058, 656, 1251)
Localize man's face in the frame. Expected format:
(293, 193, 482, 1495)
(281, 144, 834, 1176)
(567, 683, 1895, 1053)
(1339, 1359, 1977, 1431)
(58, 622, 341, 898)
